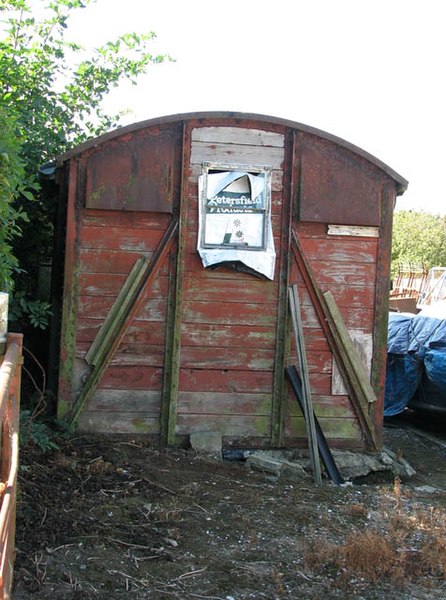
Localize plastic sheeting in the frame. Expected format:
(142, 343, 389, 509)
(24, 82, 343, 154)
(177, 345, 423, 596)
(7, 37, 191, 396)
(384, 311, 446, 416)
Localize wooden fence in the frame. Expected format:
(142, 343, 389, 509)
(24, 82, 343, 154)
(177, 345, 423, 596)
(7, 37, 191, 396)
(0, 334, 23, 600)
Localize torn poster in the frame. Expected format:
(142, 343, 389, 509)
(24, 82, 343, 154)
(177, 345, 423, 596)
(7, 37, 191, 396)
(197, 167, 276, 280)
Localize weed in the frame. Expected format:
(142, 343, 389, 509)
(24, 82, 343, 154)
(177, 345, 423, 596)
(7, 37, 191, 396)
(304, 508, 446, 591)
(20, 410, 60, 452)
(342, 530, 399, 583)
(271, 563, 286, 598)
(420, 536, 446, 577)
(344, 503, 368, 518)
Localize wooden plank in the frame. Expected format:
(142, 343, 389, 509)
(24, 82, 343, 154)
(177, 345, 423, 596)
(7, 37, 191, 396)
(180, 346, 274, 371)
(286, 395, 353, 418)
(78, 411, 161, 435)
(77, 296, 167, 322)
(78, 347, 166, 368)
(284, 416, 362, 440)
(187, 165, 284, 192)
(85, 256, 150, 366)
(79, 225, 165, 251)
(58, 159, 79, 417)
(301, 299, 374, 329)
(99, 366, 163, 390)
(190, 141, 285, 169)
(327, 225, 380, 238)
(77, 319, 167, 345)
(181, 323, 276, 349)
(83, 210, 171, 230)
(85, 389, 161, 411)
(78, 248, 168, 275)
(299, 238, 378, 263)
(294, 221, 327, 238)
(183, 276, 278, 304)
(160, 249, 182, 446)
(370, 183, 395, 442)
(191, 126, 285, 147)
(288, 285, 322, 485)
(305, 261, 376, 286)
(297, 328, 331, 352)
(78, 273, 169, 298)
(161, 124, 187, 447)
(318, 285, 375, 309)
(270, 130, 291, 447)
(175, 414, 271, 437)
(177, 391, 272, 415)
(182, 301, 277, 326)
(289, 272, 374, 326)
(180, 345, 329, 373)
(179, 369, 273, 394)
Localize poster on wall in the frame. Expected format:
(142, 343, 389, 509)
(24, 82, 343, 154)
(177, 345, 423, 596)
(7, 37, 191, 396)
(197, 163, 276, 280)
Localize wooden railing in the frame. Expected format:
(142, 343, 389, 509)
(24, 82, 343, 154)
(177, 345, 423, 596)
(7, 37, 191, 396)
(0, 334, 23, 600)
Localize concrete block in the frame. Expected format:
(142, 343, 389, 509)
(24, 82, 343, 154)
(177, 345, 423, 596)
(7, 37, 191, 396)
(190, 431, 222, 459)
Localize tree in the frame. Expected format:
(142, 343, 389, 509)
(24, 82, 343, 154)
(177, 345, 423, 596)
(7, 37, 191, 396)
(0, 0, 170, 324)
(0, 106, 36, 291)
(391, 210, 446, 275)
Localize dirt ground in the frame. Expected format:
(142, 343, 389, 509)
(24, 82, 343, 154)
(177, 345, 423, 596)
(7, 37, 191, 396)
(12, 413, 446, 600)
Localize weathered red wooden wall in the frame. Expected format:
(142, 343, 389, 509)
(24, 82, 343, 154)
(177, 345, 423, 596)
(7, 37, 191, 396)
(58, 123, 183, 437)
(173, 120, 288, 447)
(284, 222, 379, 448)
(56, 112, 407, 450)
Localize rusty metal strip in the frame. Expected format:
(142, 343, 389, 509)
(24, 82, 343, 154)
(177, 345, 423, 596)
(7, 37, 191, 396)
(69, 219, 179, 427)
(290, 229, 379, 451)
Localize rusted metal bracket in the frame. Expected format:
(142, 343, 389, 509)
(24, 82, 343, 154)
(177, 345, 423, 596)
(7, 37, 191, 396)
(290, 229, 380, 452)
(69, 219, 179, 427)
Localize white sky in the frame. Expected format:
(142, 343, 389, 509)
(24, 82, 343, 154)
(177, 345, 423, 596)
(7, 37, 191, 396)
(65, 0, 446, 215)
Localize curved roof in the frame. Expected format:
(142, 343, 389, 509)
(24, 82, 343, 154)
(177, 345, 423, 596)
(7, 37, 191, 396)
(58, 111, 408, 195)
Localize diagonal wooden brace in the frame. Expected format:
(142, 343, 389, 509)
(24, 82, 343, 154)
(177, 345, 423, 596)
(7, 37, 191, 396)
(69, 219, 179, 427)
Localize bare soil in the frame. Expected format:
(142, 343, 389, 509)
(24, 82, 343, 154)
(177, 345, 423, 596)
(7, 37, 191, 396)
(13, 414, 446, 600)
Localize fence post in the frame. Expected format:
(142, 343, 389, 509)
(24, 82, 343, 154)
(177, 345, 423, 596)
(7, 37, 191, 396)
(0, 333, 23, 599)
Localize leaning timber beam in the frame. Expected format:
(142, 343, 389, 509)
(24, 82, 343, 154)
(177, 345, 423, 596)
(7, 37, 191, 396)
(290, 229, 379, 452)
(68, 219, 179, 427)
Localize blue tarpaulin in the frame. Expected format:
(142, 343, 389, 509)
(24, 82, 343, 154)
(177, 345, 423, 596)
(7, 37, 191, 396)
(384, 310, 446, 416)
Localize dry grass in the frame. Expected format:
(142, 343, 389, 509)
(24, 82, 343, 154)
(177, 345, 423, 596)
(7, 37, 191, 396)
(304, 501, 446, 588)
(343, 503, 368, 518)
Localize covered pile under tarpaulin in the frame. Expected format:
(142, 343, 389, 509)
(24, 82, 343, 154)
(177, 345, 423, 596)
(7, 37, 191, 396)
(385, 305, 446, 416)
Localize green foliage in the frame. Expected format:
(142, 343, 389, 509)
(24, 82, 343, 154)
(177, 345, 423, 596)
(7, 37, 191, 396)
(1, 0, 168, 165)
(392, 211, 446, 276)
(20, 410, 60, 452)
(9, 290, 52, 329)
(0, 107, 36, 291)
(0, 0, 170, 326)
